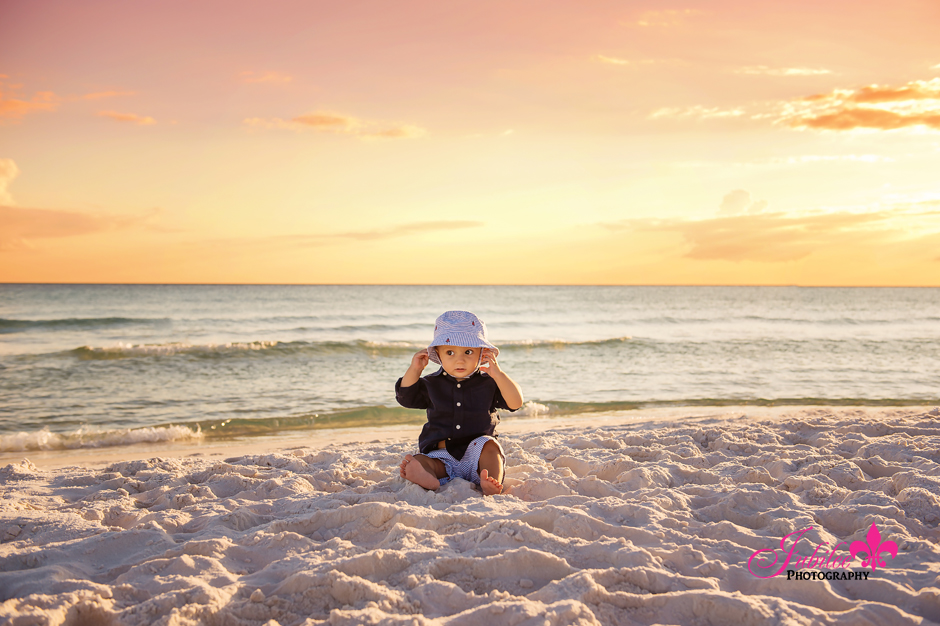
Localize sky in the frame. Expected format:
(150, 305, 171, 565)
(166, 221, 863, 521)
(2, 0, 940, 285)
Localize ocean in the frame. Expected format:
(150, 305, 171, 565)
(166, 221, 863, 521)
(1, 284, 938, 452)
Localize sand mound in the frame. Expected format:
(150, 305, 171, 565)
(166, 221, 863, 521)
(2, 408, 940, 625)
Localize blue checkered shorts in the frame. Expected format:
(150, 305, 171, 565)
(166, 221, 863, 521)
(419, 435, 504, 486)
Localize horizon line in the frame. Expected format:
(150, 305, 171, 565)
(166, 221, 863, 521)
(2, 282, 940, 289)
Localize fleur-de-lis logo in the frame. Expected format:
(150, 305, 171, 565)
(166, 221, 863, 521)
(850, 523, 898, 571)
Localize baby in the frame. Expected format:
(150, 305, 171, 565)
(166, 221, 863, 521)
(396, 310, 524, 495)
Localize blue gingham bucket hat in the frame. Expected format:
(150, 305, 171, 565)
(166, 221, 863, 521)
(428, 310, 499, 365)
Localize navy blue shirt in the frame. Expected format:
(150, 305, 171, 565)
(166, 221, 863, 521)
(395, 367, 517, 460)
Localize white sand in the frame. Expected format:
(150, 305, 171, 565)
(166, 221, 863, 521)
(2, 407, 940, 625)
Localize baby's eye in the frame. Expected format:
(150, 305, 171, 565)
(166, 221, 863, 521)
(445, 350, 454, 356)
(464, 349, 473, 355)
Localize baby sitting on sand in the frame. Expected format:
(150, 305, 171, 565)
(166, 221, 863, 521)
(396, 310, 524, 495)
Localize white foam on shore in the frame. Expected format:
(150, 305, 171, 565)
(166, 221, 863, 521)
(2, 408, 940, 625)
(0, 424, 202, 452)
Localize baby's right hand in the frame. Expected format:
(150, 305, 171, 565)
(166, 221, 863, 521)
(410, 349, 430, 372)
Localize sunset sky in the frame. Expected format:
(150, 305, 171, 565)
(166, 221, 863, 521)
(2, 0, 940, 285)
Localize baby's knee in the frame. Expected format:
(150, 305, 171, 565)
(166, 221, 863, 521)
(481, 440, 498, 452)
(480, 440, 503, 459)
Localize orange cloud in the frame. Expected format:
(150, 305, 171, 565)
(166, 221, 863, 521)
(240, 71, 293, 84)
(244, 110, 426, 139)
(602, 209, 940, 264)
(292, 112, 359, 130)
(807, 80, 940, 105)
(98, 110, 157, 125)
(0, 80, 60, 122)
(360, 125, 426, 140)
(792, 108, 940, 131)
(786, 78, 940, 131)
(0, 206, 160, 250)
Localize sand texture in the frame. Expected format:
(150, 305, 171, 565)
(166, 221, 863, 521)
(3, 408, 940, 625)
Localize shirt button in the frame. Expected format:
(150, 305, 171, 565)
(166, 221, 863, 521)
(457, 384, 461, 388)
(456, 402, 461, 406)
(456, 425, 461, 429)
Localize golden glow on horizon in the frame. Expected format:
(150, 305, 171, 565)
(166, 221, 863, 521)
(2, 0, 940, 285)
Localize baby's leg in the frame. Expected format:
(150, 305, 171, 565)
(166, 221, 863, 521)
(400, 454, 447, 490)
(477, 440, 504, 496)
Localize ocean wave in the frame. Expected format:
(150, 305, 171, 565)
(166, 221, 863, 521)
(67, 339, 424, 360)
(0, 424, 202, 452)
(60, 337, 635, 360)
(0, 316, 171, 334)
(500, 336, 632, 348)
(0, 406, 427, 451)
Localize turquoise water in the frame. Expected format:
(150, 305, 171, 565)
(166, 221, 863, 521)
(1, 284, 938, 450)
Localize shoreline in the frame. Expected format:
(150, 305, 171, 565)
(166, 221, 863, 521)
(3, 405, 940, 624)
(3, 404, 936, 470)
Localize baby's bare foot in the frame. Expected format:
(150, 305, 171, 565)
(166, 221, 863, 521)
(479, 469, 503, 496)
(402, 454, 440, 490)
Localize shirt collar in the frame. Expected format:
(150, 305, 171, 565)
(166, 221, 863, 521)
(428, 367, 482, 383)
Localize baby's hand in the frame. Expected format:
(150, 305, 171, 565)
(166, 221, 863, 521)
(480, 348, 502, 376)
(410, 349, 430, 372)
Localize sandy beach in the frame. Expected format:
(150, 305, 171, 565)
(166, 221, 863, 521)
(3, 407, 940, 625)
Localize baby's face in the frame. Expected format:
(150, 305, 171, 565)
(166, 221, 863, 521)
(435, 345, 481, 380)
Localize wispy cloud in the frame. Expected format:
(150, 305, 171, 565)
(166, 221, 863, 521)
(0, 206, 161, 250)
(240, 71, 293, 84)
(98, 111, 157, 125)
(0, 158, 20, 205)
(244, 110, 426, 139)
(594, 55, 630, 65)
(735, 66, 832, 77)
(601, 207, 940, 263)
(766, 154, 894, 164)
(0, 79, 60, 122)
(593, 55, 665, 67)
(650, 105, 745, 120)
(631, 9, 703, 27)
(653, 77, 940, 132)
(282, 220, 483, 244)
(81, 90, 137, 100)
(188, 220, 484, 255)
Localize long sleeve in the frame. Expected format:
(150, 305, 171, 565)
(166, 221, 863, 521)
(395, 377, 430, 409)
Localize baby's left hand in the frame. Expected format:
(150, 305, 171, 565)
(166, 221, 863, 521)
(480, 348, 502, 376)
